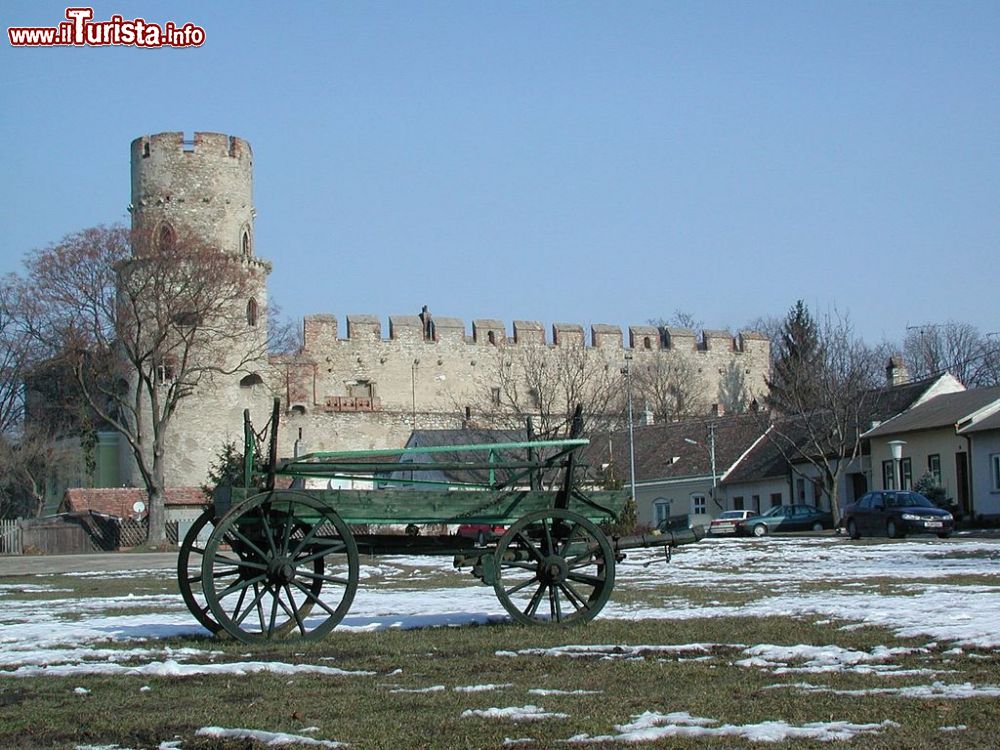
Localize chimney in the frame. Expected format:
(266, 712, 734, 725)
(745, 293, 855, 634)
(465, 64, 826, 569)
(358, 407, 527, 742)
(886, 355, 909, 387)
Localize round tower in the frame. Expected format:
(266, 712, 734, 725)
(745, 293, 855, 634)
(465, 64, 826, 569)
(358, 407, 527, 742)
(124, 132, 273, 490)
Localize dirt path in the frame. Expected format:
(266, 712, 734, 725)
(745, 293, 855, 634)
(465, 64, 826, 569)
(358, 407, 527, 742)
(0, 551, 178, 576)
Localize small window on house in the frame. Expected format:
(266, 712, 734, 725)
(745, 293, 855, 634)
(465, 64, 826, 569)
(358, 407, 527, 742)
(691, 493, 706, 515)
(643, 336, 651, 349)
(142, 141, 150, 158)
(990, 453, 1000, 492)
(490, 386, 501, 405)
(487, 330, 497, 346)
(770, 492, 782, 508)
(241, 230, 251, 258)
(928, 454, 942, 484)
(732, 495, 744, 510)
(653, 499, 670, 525)
(246, 298, 258, 327)
(751, 494, 760, 513)
(796, 477, 806, 502)
(882, 460, 896, 490)
(239, 373, 263, 388)
(900, 457, 912, 490)
(289, 404, 306, 415)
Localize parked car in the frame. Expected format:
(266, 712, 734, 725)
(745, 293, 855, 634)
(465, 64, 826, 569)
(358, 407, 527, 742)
(842, 491, 953, 539)
(457, 524, 506, 545)
(708, 509, 756, 535)
(736, 504, 834, 537)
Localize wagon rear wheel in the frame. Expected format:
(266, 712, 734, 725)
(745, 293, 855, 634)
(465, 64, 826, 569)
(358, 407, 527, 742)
(201, 492, 359, 643)
(493, 509, 615, 626)
(177, 508, 222, 635)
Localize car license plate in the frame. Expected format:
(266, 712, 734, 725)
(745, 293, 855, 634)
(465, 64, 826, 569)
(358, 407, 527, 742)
(925, 521, 943, 528)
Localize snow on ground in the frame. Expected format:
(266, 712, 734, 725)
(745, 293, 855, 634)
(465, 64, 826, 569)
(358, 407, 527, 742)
(0, 536, 997, 748)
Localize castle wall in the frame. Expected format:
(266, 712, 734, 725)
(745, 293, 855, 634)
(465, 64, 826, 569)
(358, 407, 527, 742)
(123, 131, 770, 490)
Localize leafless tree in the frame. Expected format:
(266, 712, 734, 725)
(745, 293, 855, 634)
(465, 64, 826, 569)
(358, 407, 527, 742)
(717, 360, 750, 414)
(631, 351, 707, 422)
(903, 322, 999, 387)
(764, 302, 887, 525)
(476, 344, 625, 436)
(9, 224, 265, 543)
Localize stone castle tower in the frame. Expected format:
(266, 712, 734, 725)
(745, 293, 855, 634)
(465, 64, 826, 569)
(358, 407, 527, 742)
(124, 132, 273, 486)
(126, 132, 770, 490)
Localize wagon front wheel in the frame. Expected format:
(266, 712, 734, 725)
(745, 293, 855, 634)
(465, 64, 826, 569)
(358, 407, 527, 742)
(493, 509, 615, 626)
(201, 492, 359, 643)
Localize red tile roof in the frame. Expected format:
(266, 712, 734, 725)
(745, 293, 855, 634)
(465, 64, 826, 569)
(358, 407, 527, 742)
(60, 487, 207, 517)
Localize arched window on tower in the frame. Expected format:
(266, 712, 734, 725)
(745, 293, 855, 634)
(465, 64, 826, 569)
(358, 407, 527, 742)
(241, 229, 252, 258)
(246, 298, 259, 327)
(157, 223, 175, 251)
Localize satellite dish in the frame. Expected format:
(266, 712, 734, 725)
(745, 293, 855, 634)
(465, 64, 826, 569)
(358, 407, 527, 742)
(132, 500, 146, 514)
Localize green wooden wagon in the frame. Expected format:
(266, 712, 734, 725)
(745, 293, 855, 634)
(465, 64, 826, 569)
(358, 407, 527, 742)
(177, 401, 701, 643)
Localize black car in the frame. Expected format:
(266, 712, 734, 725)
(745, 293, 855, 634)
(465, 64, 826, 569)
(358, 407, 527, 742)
(842, 490, 954, 539)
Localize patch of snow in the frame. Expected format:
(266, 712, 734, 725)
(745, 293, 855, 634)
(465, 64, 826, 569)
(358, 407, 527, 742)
(528, 688, 600, 696)
(461, 705, 570, 721)
(768, 680, 1000, 699)
(9, 658, 374, 679)
(454, 683, 512, 692)
(73, 686, 90, 694)
(389, 684, 445, 693)
(567, 711, 899, 743)
(196, 726, 346, 747)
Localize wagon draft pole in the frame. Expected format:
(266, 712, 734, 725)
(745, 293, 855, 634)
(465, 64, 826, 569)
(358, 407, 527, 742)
(178, 399, 703, 643)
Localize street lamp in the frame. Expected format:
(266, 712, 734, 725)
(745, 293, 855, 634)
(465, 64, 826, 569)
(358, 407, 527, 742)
(888, 440, 906, 490)
(621, 353, 636, 503)
(685, 422, 718, 507)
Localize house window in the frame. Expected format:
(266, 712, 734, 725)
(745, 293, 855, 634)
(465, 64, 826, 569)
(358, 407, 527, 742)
(900, 457, 912, 490)
(239, 373, 263, 388)
(241, 229, 252, 258)
(732, 495, 744, 510)
(751, 494, 760, 513)
(928, 454, 941, 484)
(643, 336, 652, 349)
(991, 453, 1000, 492)
(691, 494, 706, 515)
(653, 499, 670, 525)
(487, 330, 497, 346)
(796, 477, 806, 502)
(770, 492, 782, 508)
(490, 386, 501, 405)
(882, 460, 896, 490)
(246, 298, 258, 327)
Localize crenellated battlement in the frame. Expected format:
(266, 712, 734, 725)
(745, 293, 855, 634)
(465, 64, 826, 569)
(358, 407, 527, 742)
(300, 311, 768, 354)
(131, 132, 252, 163)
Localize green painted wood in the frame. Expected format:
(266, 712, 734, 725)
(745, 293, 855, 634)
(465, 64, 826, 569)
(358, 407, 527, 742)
(230, 488, 627, 525)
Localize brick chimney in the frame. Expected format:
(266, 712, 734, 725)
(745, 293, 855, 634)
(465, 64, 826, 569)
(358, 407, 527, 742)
(886, 355, 909, 387)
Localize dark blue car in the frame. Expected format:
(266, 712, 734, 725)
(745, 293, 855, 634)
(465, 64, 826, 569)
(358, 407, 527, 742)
(842, 491, 954, 539)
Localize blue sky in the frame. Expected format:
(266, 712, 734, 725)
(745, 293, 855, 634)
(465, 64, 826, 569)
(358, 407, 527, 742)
(2, 1, 997, 345)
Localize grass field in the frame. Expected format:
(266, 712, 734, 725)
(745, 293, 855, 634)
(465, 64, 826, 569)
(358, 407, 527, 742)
(1, 535, 998, 749)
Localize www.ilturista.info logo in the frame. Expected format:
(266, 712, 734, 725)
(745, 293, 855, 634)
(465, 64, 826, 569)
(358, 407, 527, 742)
(8, 7, 205, 48)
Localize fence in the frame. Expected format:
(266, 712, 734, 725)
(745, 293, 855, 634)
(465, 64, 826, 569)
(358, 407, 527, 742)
(0, 519, 22, 556)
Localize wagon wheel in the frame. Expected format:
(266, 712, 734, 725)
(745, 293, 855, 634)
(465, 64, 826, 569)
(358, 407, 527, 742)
(177, 508, 222, 634)
(201, 492, 359, 643)
(493, 508, 615, 626)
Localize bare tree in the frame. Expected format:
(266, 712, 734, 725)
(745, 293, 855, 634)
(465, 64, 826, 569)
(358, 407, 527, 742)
(765, 302, 886, 525)
(631, 351, 707, 422)
(10, 224, 265, 543)
(904, 322, 999, 387)
(717, 360, 750, 414)
(477, 344, 625, 436)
